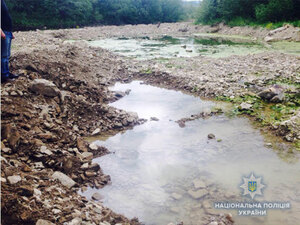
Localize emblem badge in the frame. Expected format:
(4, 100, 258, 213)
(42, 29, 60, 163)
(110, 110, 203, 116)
(240, 173, 265, 199)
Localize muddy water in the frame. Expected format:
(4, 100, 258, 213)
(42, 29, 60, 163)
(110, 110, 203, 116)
(88, 36, 300, 59)
(84, 81, 300, 225)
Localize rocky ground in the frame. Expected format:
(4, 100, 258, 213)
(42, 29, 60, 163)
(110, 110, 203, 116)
(1, 22, 299, 225)
(129, 51, 299, 145)
(45, 22, 300, 42)
(1, 38, 145, 225)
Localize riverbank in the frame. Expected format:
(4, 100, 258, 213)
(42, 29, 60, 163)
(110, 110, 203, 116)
(1, 22, 299, 225)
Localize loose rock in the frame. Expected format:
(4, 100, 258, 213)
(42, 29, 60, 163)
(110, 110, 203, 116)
(52, 171, 76, 188)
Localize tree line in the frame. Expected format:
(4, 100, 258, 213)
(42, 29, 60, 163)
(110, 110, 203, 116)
(196, 0, 300, 26)
(6, 0, 185, 30)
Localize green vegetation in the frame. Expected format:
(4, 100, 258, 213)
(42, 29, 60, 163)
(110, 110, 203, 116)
(195, 0, 300, 28)
(6, 0, 185, 30)
(217, 93, 299, 124)
(194, 37, 258, 46)
(216, 90, 299, 148)
(158, 35, 181, 44)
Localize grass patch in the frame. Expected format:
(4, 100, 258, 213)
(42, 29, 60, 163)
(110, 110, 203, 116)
(194, 37, 258, 46)
(225, 17, 300, 29)
(196, 17, 300, 30)
(157, 35, 181, 44)
(140, 68, 153, 74)
(216, 94, 299, 128)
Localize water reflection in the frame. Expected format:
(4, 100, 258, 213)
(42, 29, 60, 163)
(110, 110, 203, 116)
(83, 81, 300, 225)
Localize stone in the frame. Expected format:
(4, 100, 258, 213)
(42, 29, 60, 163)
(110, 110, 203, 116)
(85, 171, 96, 177)
(34, 188, 42, 197)
(30, 79, 60, 97)
(100, 222, 111, 225)
(264, 36, 276, 42)
(2, 147, 12, 154)
(258, 86, 283, 101)
(207, 133, 215, 139)
(80, 152, 93, 161)
(0, 156, 8, 163)
(208, 222, 218, 225)
(17, 185, 34, 197)
(188, 189, 208, 199)
(73, 125, 79, 132)
(77, 138, 88, 152)
(10, 91, 18, 96)
(270, 92, 285, 103)
(33, 162, 45, 169)
(114, 91, 125, 98)
(68, 217, 82, 225)
(52, 171, 76, 188)
(2, 124, 21, 150)
(88, 163, 100, 172)
(52, 208, 61, 214)
(36, 219, 55, 225)
(40, 146, 52, 155)
(1, 141, 5, 149)
(91, 192, 103, 201)
(150, 117, 159, 121)
(239, 102, 252, 110)
(226, 213, 234, 222)
(7, 175, 22, 184)
(7, 130, 21, 150)
(92, 128, 101, 136)
(89, 143, 98, 151)
(38, 132, 56, 140)
(114, 122, 123, 128)
(171, 193, 182, 200)
(125, 89, 131, 95)
(80, 163, 89, 169)
(193, 179, 206, 189)
(265, 143, 273, 148)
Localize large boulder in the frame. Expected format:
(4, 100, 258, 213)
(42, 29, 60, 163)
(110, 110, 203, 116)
(29, 79, 60, 97)
(258, 85, 285, 102)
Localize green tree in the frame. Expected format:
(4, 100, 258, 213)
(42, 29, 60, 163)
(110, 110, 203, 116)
(196, 0, 220, 24)
(255, 0, 294, 22)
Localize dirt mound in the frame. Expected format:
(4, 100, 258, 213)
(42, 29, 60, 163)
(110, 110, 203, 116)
(1, 39, 143, 225)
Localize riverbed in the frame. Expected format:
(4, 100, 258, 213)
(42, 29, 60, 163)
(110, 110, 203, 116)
(83, 81, 300, 225)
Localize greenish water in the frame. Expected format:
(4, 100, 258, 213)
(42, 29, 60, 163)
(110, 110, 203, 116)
(82, 81, 300, 225)
(87, 35, 300, 60)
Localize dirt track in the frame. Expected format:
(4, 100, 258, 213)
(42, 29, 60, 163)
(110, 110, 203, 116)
(1, 22, 299, 225)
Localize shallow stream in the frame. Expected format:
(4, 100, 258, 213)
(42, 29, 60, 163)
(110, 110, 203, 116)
(83, 81, 300, 225)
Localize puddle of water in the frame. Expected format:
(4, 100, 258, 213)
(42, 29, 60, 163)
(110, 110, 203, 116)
(88, 36, 266, 59)
(83, 81, 300, 225)
(87, 35, 300, 60)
